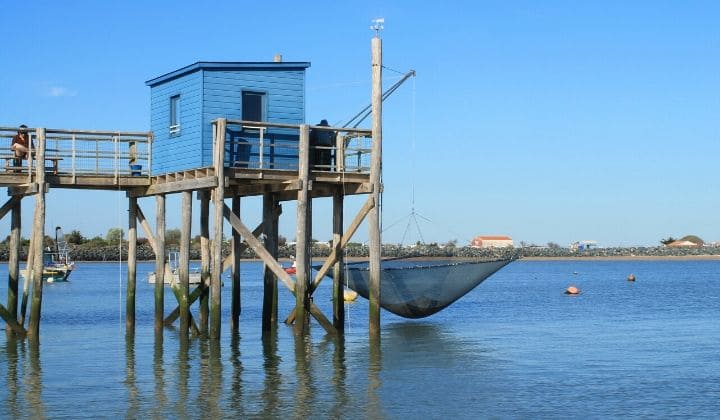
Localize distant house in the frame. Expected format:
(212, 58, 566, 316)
(666, 240, 699, 248)
(470, 235, 513, 248)
(570, 240, 598, 251)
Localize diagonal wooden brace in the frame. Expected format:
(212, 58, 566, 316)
(223, 203, 295, 292)
(0, 303, 26, 336)
(285, 195, 374, 325)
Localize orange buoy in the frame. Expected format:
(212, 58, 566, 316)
(627, 274, 636, 282)
(565, 285, 581, 295)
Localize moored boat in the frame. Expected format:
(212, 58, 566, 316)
(21, 227, 75, 283)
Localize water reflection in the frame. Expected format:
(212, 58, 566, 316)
(329, 335, 348, 419)
(198, 337, 223, 418)
(229, 333, 244, 415)
(124, 335, 139, 419)
(174, 337, 190, 418)
(367, 336, 382, 420)
(293, 334, 315, 419)
(152, 336, 167, 418)
(4, 337, 21, 418)
(25, 341, 45, 419)
(260, 329, 280, 418)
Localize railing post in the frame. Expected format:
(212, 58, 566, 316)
(335, 132, 345, 173)
(71, 134, 77, 182)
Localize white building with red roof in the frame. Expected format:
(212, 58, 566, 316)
(470, 235, 514, 248)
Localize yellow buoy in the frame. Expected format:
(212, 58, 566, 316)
(344, 289, 358, 302)
(565, 285, 581, 295)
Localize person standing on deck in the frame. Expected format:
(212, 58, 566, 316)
(11, 124, 32, 166)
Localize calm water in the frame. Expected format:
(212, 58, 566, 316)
(1, 259, 718, 418)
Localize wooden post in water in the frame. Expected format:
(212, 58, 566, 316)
(368, 35, 383, 338)
(230, 195, 241, 333)
(19, 226, 34, 327)
(332, 188, 345, 331)
(294, 124, 311, 335)
(210, 118, 227, 339)
(154, 194, 166, 335)
(27, 128, 47, 339)
(179, 190, 192, 338)
(126, 196, 137, 335)
(262, 193, 279, 331)
(199, 190, 210, 335)
(6, 198, 21, 334)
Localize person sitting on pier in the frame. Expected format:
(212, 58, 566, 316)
(11, 124, 32, 166)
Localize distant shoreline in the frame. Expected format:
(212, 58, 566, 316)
(61, 254, 720, 264)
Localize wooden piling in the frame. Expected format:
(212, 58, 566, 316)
(332, 189, 345, 331)
(154, 194, 166, 335)
(126, 196, 137, 335)
(199, 190, 210, 335)
(28, 128, 47, 340)
(368, 36, 383, 338)
(231, 195, 241, 333)
(179, 190, 192, 338)
(19, 227, 34, 327)
(6, 198, 21, 334)
(210, 118, 226, 339)
(294, 124, 311, 335)
(262, 193, 279, 331)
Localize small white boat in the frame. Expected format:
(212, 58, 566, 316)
(148, 251, 203, 285)
(21, 227, 75, 283)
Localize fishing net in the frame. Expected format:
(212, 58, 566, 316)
(321, 258, 515, 318)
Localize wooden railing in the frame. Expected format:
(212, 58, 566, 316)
(217, 120, 373, 173)
(0, 127, 152, 181)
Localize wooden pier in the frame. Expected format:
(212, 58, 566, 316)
(1, 35, 387, 343)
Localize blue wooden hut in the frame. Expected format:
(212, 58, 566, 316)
(145, 61, 311, 175)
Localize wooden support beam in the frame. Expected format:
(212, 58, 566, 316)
(6, 198, 21, 335)
(285, 194, 374, 325)
(0, 196, 21, 221)
(27, 127, 47, 340)
(262, 194, 279, 331)
(369, 35, 383, 338)
(135, 204, 158, 255)
(294, 124, 311, 335)
(230, 195, 241, 333)
(128, 176, 217, 198)
(222, 204, 295, 292)
(210, 118, 226, 339)
(199, 190, 210, 335)
(126, 196, 137, 335)
(311, 195, 374, 292)
(179, 190, 192, 339)
(168, 285, 200, 335)
(19, 228, 34, 327)
(164, 283, 205, 325)
(0, 303, 26, 336)
(154, 194, 166, 335)
(332, 189, 345, 331)
(221, 222, 264, 272)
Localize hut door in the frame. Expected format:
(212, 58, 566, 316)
(239, 91, 266, 167)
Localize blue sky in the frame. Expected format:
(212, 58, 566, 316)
(1, 1, 718, 247)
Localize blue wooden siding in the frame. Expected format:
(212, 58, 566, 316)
(148, 63, 307, 174)
(202, 70, 305, 169)
(149, 70, 203, 174)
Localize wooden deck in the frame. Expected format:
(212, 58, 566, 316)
(1, 124, 372, 198)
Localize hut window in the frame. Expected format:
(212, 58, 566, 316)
(242, 91, 265, 122)
(169, 94, 181, 135)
